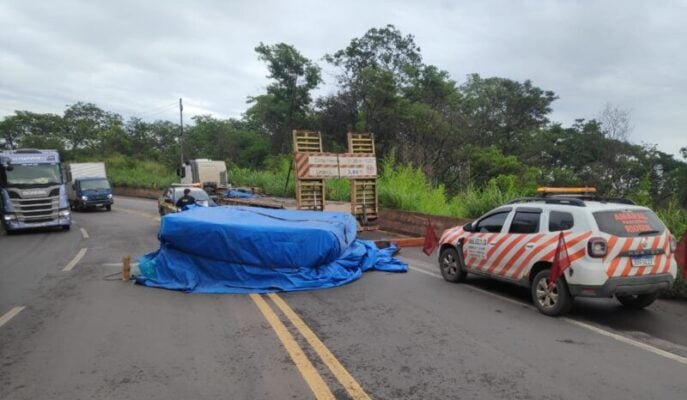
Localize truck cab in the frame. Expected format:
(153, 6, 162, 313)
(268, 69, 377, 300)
(0, 149, 71, 232)
(64, 162, 113, 211)
(177, 159, 227, 196)
(70, 177, 113, 211)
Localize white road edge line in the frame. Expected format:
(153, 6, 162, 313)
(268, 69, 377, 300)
(408, 265, 687, 365)
(80, 227, 89, 239)
(63, 248, 88, 272)
(408, 265, 533, 309)
(408, 265, 441, 279)
(0, 306, 26, 329)
(563, 317, 687, 365)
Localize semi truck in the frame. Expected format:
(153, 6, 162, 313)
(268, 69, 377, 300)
(0, 149, 71, 232)
(177, 159, 227, 188)
(63, 162, 113, 211)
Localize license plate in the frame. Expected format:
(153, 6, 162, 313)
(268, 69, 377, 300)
(631, 256, 654, 267)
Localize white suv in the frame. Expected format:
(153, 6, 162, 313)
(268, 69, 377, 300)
(438, 193, 678, 316)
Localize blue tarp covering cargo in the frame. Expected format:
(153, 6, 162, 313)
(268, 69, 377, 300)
(137, 206, 407, 293)
(224, 189, 257, 199)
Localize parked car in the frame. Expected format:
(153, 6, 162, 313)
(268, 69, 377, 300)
(158, 185, 216, 216)
(437, 187, 678, 316)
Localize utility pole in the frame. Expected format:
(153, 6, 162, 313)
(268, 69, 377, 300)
(179, 98, 184, 165)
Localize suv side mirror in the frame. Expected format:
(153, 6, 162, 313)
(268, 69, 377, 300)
(463, 222, 474, 232)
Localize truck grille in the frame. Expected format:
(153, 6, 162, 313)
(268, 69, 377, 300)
(10, 196, 60, 222)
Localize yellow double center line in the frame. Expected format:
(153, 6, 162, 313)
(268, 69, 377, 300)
(250, 293, 371, 400)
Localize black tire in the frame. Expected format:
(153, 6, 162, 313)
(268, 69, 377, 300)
(438, 246, 468, 283)
(531, 269, 573, 316)
(3, 224, 14, 235)
(69, 201, 75, 211)
(616, 293, 657, 309)
(106, 205, 111, 211)
(61, 225, 71, 231)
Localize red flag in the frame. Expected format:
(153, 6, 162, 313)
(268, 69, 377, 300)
(423, 218, 438, 256)
(548, 231, 571, 288)
(676, 233, 687, 279)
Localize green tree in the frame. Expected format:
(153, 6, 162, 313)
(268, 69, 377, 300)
(62, 102, 124, 153)
(0, 111, 65, 151)
(459, 74, 557, 153)
(186, 116, 269, 169)
(324, 25, 424, 153)
(247, 43, 321, 153)
(325, 24, 422, 87)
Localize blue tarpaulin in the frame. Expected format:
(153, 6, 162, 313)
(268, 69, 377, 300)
(137, 206, 407, 293)
(224, 189, 257, 198)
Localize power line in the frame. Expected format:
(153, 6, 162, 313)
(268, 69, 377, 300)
(136, 103, 179, 120)
(139, 101, 178, 114)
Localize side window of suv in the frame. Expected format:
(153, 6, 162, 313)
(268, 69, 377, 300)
(475, 212, 509, 233)
(509, 212, 541, 234)
(549, 211, 574, 232)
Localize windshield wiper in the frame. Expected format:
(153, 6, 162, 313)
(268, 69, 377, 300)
(638, 230, 660, 236)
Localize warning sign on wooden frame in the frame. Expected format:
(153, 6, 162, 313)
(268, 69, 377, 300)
(295, 152, 339, 179)
(295, 152, 377, 180)
(338, 154, 377, 178)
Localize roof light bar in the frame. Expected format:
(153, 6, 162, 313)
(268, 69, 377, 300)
(537, 187, 597, 196)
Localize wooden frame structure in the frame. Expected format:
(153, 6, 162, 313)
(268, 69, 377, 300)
(292, 130, 378, 226)
(348, 133, 378, 226)
(293, 130, 326, 211)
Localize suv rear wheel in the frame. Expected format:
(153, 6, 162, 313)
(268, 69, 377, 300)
(439, 246, 467, 283)
(531, 269, 573, 316)
(616, 293, 657, 309)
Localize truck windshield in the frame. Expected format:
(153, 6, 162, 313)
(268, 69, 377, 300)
(80, 179, 110, 190)
(5, 164, 62, 186)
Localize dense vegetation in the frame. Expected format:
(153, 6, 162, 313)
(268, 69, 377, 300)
(2, 25, 684, 294)
(1, 25, 685, 234)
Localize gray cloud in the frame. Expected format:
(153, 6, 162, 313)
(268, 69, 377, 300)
(1, 0, 685, 157)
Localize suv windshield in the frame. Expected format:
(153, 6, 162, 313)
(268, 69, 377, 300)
(80, 178, 110, 191)
(593, 209, 665, 237)
(5, 163, 62, 186)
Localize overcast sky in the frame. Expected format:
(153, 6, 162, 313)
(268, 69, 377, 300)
(1, 0, 685, 157)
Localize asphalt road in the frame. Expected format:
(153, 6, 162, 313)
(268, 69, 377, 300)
(1, 196, 686, 399)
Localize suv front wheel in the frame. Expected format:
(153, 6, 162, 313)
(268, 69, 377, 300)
(439, 246, 468, 283)
(531, 269, 573, 316)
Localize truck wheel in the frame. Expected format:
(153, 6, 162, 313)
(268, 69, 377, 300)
(531, 269, 573, 316)
(439, 246, 468, 283)
(2, 223, 14, 235)
(106, 205, 111, 211)
(616, 293, 657, 309)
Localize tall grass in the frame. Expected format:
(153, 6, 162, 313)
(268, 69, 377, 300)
(99, 154, 687, 298)
(656, 199, 687, 239)
(73, 154, 177, 189)
(655, 199, 687, 297)
(377, 156, 450, 215)
(229, 167, 295, 197)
